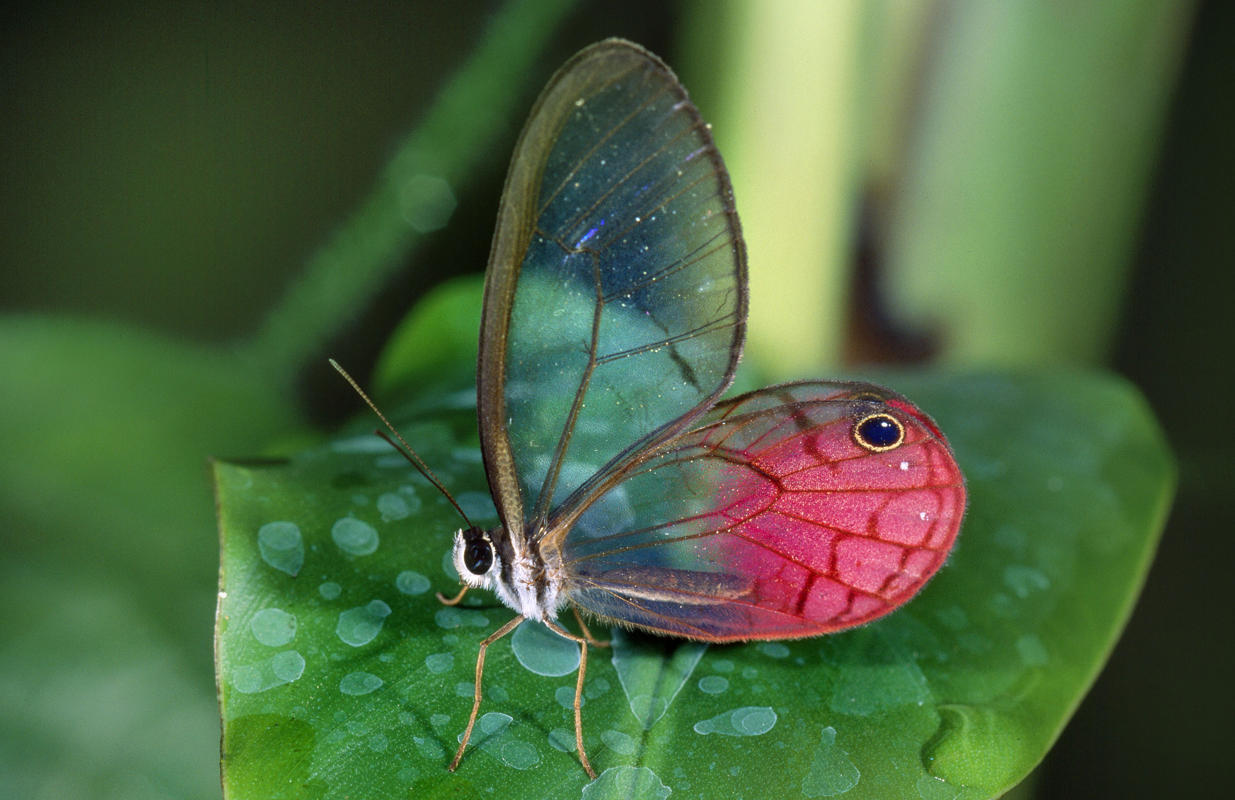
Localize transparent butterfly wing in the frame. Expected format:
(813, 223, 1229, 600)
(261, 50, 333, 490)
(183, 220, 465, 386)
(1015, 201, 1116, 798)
(551, 382, 967, 642)
(478, 40, 746, 544)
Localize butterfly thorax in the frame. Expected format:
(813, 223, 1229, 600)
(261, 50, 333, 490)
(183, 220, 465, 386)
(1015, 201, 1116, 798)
(449, 524, 567, 622)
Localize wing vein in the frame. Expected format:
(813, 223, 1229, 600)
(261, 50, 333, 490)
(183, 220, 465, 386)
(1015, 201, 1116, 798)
(550, 114, 710, 246)
(595, 312, 741, 365)
(598, 227, 734, 304)
(537, 75, 674, 217)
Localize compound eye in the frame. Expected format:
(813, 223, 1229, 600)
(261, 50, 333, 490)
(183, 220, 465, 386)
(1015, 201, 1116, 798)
(853, 413, 905, 452)
(463, 535, 493, 575)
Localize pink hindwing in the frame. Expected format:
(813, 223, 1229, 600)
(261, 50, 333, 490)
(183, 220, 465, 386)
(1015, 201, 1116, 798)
(553, 381, 965, 642)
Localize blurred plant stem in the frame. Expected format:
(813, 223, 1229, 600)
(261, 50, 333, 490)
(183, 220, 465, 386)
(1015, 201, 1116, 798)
(242, 0, 574, 393)
(682, 0, 858, 378)
(683, 0, 1193, 375)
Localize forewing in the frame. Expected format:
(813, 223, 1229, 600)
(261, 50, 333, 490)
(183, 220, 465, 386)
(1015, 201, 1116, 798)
(477, 40, 746, 541)
(554, 382, 966, 642)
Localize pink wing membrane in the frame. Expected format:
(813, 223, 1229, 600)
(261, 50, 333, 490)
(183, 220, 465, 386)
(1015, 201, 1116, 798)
(558, 381, 965, 641)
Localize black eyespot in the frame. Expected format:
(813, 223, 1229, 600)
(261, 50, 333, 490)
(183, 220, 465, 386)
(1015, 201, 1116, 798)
(853, 413, 904, 452)
(463, 533, 493, 575)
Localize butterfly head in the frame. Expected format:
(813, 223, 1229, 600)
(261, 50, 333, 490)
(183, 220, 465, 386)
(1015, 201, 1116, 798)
(451, 526, 500, 591)
(448, 523, 560, 621)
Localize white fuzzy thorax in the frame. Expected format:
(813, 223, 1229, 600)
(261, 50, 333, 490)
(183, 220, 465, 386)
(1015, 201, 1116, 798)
(449, 528, 564, 622)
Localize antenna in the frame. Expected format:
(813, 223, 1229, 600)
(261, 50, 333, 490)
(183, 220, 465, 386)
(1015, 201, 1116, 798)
(329, 359, 475, 530)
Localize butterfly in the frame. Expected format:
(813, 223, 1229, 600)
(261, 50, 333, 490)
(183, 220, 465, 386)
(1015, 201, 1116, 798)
(336, 37, 965, 781)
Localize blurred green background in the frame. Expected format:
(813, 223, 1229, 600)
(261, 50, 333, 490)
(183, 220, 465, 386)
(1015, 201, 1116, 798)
(1, 1, 1228, 797)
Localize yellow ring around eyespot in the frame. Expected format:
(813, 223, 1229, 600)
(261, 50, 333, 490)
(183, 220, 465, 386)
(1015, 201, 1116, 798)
(852, 412, 905, 453)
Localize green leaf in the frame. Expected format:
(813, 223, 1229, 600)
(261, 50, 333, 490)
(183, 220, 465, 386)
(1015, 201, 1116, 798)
(373, 275, 483, 399)
(216, 340, 1173, 797)
(0, 316, 303, 798)
(1, 6, 577, 796)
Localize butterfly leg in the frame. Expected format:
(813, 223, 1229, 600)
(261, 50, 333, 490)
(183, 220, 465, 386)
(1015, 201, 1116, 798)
(572, 606, 610, 648)
(436, 585, 469, 606)
(449, 614, 523, 773)
(544, 620, 597, 780)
